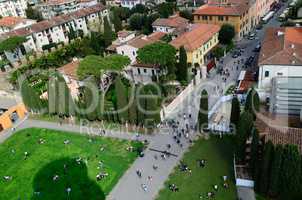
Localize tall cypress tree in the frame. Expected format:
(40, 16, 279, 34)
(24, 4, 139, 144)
(115, 76, 128, 123)
(269, 144, 283, 197)
(249, 127, 260, 178)
(236, 111, 253, 161)
(176, 46, 188, 83)
(48, 75, 59, 115)
(279, 145, 302, 199)
(198, 89, 208, 132)
(259, 141, 274, 195)
(230, 96, 240, 127)
(103, 16, 114, 47)
(113, 10, 122, 33)
(128, 86, 138, 125)
(245, 88, 260, 118)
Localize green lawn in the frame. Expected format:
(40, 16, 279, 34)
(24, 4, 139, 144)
(0, 128, 142, 200)
(156, 136, 237, 200)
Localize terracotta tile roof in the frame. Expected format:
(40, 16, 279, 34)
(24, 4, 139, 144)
(264, 126, 302, 153)
(147, 31, 166, 41)
(152, 15, 188, 28)
(127, 35, 153, 48)
(169, 23, 220, 51)
(117, 30, 134, 38)
(258, 27, 302, 66)
(193, 0, 249, 16)
(57, 60, 80, 80)
(45, 0, 75, 5)
(1, 3, 106, 38)
(0, 17, 28, 28)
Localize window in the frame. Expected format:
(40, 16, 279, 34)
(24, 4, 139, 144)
(202, 16, 208, 20)
(277, 72, 283, 76)
(121, 51, 124, 55)
(225, 16, 229, 21)
(209, 16, 212, 21)
(218, 16, 224, 21)
(152, 70, 155, 75)
(132, 51, 135, 56)
(265, 71, 269, 77)
(137, 68, 141, 74)
(166, 28, 168, 32)
(143, 69, 147, 73)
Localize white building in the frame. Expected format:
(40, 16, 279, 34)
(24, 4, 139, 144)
(0, 0, 27, 18)
(257, 27, 302, 113)
(125, 62, 165, 83)
(0, 16, 36, 35)
(0, 3, 108, 64)
(39, 0, 98, 19)
(116, 32, 166, 63)
(120, 0, 165, 9)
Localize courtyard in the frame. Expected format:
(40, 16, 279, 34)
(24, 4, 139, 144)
(0, 128, 142, 200)
(156, 136, 237, 200)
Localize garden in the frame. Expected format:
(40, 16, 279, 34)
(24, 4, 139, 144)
(156, 136, 237, 200)
(0, 128, 143, 200)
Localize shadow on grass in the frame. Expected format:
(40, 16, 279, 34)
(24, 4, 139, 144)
(31, 157, 105, 200)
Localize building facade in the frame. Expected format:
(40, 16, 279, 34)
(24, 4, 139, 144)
(1, 4, 108, 64)
(170, 24, 220, 69)
(257, 27, 302, 114)
(152, 15, 188, 36)
(39, 0, 98, 19)
(0, 0, 27, 18)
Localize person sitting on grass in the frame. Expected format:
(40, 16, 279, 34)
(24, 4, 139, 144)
(169, 184, 179, 192)
(64, 139, 70, 145)
(197, 159, 206, 168)
(24, 151, 29, 160)
(3, 176, 12, 181)
(213, 184, 218, 191)
(96, 172, 108, 181)
(53, 174, 59, 181)
(223, 182, 229, 189)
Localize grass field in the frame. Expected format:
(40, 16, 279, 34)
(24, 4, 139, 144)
(156, 136, 237, 200)
(0, 128, 142, 200)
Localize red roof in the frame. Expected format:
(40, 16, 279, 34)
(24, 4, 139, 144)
(258, 27, 302, 66)
(152, 15, 188, 28)
(193, 0, 249, 16)
(0, 17, 28, 28)
(170, 24, 220, 51)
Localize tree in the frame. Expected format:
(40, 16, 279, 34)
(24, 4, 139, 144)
(142, 13, 160, 34)
(230, 96, 240, 126)
(259, 141, 274, 195)
(0, 36, 27, 52)
(156, 2, 175, 18)
(218, 24, 235, 44)
(129, 13, 145, 30)
(25, 5, 43, 21)
(128, 86, 138, 125)
(137, 42, 176, 75)
(198, 89, 208, 132)
(103, 16, 114, 47)
(236, 111, 253, 161)
(130, 4, 149, 14)
(269, 145, 284, 197)
(245, 88, 260, 118)
(179, 9, 193, 21)
(113, 10, 123, 33)
(112, 7, 130, 21)
(213, 47, 225, 59)
(279, 145, 302, 199)
(89, 32, 105, 55)
(176, 46, 188, 83)
(115, 76, 128, 123)
(249, 128, 260, 178)
(77, 55, 130, 80)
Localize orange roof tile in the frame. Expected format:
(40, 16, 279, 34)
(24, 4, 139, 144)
(258, 27, 302, 66)
(169, 24, 220, 51)
(152, 15, 188, 28)
(57, 60, 80, 80)
(0, 17, 28, 28)
(193, 1, 249, 16)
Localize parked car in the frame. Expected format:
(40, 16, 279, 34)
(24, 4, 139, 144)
(253, 44, 261, 52)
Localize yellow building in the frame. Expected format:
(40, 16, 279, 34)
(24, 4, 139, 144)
(170, 23, 220, 69)
(0, 98, 27, 132)
(193, 0, 251, 39)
